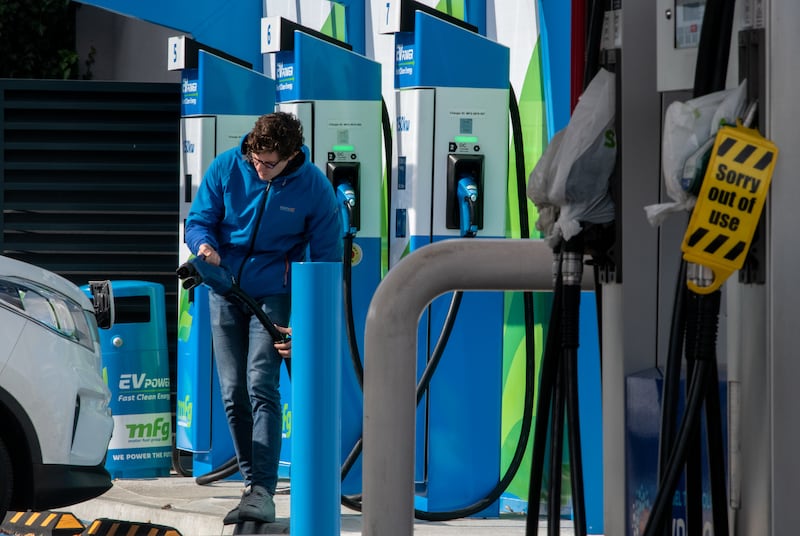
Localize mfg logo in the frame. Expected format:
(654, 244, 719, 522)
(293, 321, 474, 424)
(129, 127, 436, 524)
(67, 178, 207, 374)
(177, 394, 192, 426)
(126, 416, 171, 441)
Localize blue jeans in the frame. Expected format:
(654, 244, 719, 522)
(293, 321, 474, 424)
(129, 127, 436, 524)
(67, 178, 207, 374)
(209, 291, 290, 494)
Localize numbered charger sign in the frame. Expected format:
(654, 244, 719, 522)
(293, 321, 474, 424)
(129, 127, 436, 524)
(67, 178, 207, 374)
(682, 124, 778, 294)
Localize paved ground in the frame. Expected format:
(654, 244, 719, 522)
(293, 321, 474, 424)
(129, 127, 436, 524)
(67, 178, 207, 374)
(53, 474, 579, 536)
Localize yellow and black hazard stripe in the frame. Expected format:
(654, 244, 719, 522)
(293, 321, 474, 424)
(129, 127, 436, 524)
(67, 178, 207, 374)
(715, 135, 775, 171)
(684, 227, 747, 263)
(682, 123, 778, 294)
(1, 510, 85, 535)
(82, 518, 182, 536)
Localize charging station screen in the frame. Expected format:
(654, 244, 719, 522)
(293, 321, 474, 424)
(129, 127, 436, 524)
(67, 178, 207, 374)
(675, 0, 705, 49)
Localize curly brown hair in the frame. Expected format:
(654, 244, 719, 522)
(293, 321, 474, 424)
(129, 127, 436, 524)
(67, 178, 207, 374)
(244, 111, 304, 160)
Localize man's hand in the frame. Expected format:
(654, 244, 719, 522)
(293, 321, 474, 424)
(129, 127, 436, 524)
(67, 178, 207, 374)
(197, 243, 221, 266)
(274, 325, 292, 358)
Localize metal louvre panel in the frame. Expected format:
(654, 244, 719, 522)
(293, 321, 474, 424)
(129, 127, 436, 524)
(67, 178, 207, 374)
(0, 79, 180, 383)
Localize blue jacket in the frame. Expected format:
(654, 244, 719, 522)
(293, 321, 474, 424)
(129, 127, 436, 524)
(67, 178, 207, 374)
(184, 137, 343, 301)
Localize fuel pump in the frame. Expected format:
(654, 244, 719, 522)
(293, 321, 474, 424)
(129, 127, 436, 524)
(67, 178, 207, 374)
(640, 1, 778, 534)
(525, 61, 617, 536)
(380, 5, 510, 517)
(169, 45, 276, 480)
(261, 16, 383, 495)
(604, 1, 781, 534)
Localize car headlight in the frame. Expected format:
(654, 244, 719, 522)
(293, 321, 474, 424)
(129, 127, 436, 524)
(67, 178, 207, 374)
(0, 277, 96, 352)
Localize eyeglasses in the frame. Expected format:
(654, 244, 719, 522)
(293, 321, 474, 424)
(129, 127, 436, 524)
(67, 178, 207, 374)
(251, 154, 283, 169)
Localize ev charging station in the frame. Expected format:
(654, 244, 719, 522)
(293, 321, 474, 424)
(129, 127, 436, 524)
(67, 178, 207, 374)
(381, 5, 510, 516)
(168, 42, 276, 478)
(261, 17, 383, 495)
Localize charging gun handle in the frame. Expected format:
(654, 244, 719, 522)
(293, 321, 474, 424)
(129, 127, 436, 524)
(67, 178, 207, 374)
(457, 177, 479, 238)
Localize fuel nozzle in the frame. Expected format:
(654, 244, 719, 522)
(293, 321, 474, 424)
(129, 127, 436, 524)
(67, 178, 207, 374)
(337, 183, 358, 238)
(457, 177, 479, 237)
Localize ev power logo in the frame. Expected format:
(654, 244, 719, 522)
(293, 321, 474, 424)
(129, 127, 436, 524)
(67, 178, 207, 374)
(181, 76, 199, 106)
(119, 373, 170, 390)
(275, 49, 298, 101)
(117, 373, 171, 404)
(395, 43, 415, 77)
(276, 61, 295, 92)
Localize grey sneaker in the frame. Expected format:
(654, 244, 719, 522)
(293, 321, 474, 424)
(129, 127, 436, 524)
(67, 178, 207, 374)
(223, 485, 251, 525)
(222, 506, 240, 525)
(237, 484, 276, 523)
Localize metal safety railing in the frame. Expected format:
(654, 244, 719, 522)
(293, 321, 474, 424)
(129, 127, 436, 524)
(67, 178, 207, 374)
(362, 238, 593, 536)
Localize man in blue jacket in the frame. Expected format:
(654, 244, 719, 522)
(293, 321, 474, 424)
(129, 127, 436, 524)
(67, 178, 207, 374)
(184, 112, 342, 524)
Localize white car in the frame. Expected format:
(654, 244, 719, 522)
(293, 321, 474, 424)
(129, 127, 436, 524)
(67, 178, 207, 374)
(0, 255, 115, 520)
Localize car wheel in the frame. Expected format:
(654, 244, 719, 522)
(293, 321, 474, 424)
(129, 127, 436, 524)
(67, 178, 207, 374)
(0, 435, 11, 521)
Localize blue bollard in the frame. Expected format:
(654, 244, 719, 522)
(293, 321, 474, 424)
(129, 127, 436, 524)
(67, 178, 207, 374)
(290, 262, 342, 535)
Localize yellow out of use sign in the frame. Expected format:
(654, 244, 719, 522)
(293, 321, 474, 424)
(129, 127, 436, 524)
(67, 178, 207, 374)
(682, 123, 778, 294)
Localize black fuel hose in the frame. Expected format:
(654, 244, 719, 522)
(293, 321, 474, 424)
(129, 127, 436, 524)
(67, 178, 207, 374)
(583, 0, 606, 87)
(528, 0, 610, 530)
(547, 337, 566, 536)
(692, 0, 736, 99)
(649, 0, 737, 532)
(526, 255, 564, 536)
(561, 248, 586, 536)
(644, 290, 725, 536)
(526, 239, 592, 536)
(654, 258, 688, 536)
(645, 359, 710, 536)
